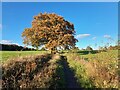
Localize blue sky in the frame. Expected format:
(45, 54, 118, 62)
(1, 2, 118, 49)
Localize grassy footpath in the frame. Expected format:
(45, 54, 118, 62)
(65, 50, 118, 88)
(1, 50, 118, 88)
(1, 51, 49, 63)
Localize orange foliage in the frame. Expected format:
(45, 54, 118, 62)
(22, 13, 78, 52)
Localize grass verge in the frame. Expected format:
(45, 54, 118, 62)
(65, 50, 118, 88)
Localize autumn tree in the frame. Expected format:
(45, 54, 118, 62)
(22, 13, 78, 53)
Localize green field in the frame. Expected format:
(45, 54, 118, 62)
(1, 50, 92, 62)
(1, 51, 49, 63)
(1, 50, 117, 62)
(80, 50, 118, 60)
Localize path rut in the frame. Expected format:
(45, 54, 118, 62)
(61, 56, 80, 88)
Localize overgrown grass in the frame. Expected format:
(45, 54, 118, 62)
(1, 51, 49, 63)
(65, 53, 94, 88)
(65, 50, 118, 88)
(2, 54, 66, 88)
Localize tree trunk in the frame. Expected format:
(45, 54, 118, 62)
(50, 47, 57, 54)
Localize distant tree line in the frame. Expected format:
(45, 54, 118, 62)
(1, 43, 119, 51)
(0, 44, 36, 51)
(108, 45, 120, 50)
(80, 45, 119, 52)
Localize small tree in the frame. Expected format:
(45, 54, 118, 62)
(86, 46, 93, 54)
(22, 13, 78, 53)
(86, 46, 93, 51)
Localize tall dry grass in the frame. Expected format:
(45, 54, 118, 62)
(66, 50, 118, 88)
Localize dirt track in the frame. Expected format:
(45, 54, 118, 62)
(61, 56, 80, 88)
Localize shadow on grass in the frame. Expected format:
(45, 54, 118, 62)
(61, 56, 80, 88)
(59, 50, 99, 55)
(77, 50, 99, 55)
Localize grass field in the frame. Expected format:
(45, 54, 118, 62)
(1, 50, 117, 62)
(80, 50, 118, 61)
(1, 50, 94, 62)
(1, 51, 49, 63)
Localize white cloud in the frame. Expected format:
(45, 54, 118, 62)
(0, 40, 12, 44)
(92, 37, 97, 40)
(75, 34, 91, 39)
(0, 40, 19, 45)
(104, 35, 111, 38)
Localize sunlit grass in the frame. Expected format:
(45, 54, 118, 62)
(1, 51, 49, 62)
(65, 50, 118, 88)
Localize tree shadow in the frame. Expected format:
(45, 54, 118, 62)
(61, 56, 81, 88)
(59, 50, 99, 55)
(77, 50, 98, 55)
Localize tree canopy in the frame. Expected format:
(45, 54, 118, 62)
(22, 13, 78, 53)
